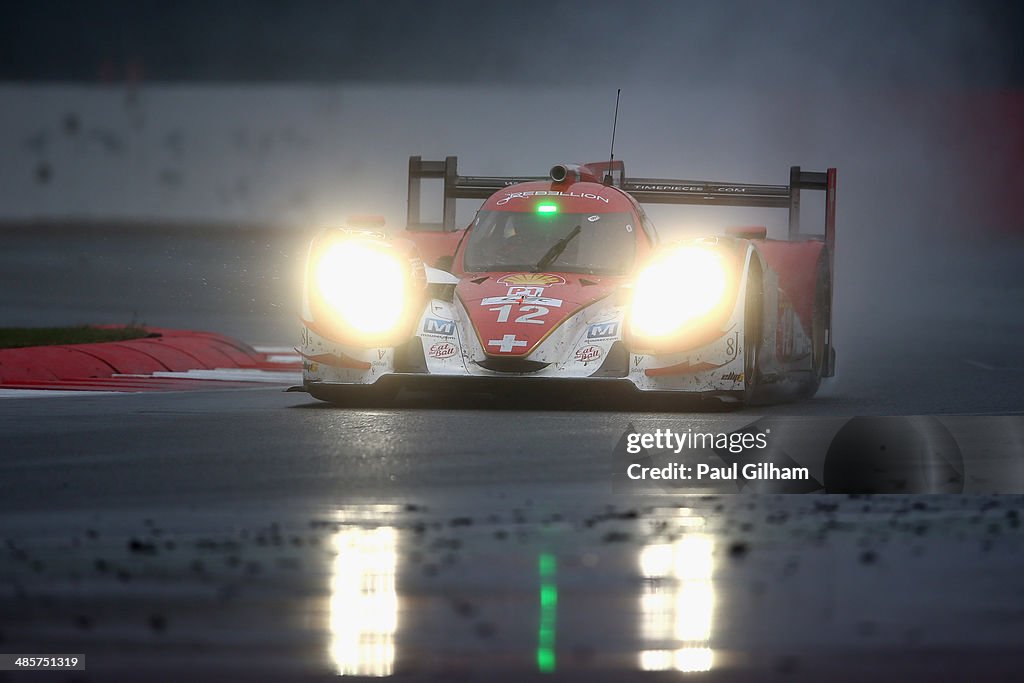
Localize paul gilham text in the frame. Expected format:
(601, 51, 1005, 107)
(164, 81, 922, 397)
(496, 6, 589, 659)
(701, 463, 809, 481)
(626, 462, 810, 481)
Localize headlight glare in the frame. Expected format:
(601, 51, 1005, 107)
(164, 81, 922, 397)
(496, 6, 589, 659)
(315, 240, 408, 336)
(630, 246, 729, 339)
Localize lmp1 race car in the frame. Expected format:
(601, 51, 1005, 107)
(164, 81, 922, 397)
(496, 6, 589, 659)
(296, 156, 836, 406)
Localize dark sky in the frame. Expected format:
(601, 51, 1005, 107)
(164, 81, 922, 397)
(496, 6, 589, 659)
(4, 0, 1023, 87)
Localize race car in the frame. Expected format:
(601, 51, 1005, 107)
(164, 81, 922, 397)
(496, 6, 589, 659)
(296, 156, 836, 405)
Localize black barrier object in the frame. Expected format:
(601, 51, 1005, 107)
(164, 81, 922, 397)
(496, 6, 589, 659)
(823, 416, 964, 494)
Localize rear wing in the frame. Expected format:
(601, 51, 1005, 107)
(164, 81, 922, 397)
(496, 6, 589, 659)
(622, 166, 837, 268)
(406, 155, 836, 262)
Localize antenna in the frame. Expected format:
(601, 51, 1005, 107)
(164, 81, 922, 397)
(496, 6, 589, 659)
(603, 88, 621, 186)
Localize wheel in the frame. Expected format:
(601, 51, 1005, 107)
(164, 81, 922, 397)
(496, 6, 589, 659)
(741, 259, 763, 405)
(804, 253, 831, 397)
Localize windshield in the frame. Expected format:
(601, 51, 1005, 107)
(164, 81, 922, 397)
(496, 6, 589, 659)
(462, 210, 637, 275)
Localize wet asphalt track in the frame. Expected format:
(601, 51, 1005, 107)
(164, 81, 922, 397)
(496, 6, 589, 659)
(1, 226, 1024, 681)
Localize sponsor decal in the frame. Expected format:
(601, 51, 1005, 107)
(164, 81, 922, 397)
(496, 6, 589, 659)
(482, 294, 562, 307)
(496, 273, 566, 287)
(429, 341, 457, 359)
(633, 183, 707, 192)
(422, 317, 455, 336)
(495, 191, 609, 206)
(633, 354, 645, 367)
(574, 345, 603, 363)
(507, 285, 543, 298)
(377, 349, 387, 360)
(631, 183, 750, 194)
(487, 334, 528, 353)
(721, 371, 744, 382)
(587, 321, 619, 339)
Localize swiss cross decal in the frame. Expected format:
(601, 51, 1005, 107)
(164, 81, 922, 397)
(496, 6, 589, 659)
(487, 334, 528, 353)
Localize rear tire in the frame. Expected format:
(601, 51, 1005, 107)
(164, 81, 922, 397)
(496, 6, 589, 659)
(741, 260, 763, 405)
(804, 253, 831, 398)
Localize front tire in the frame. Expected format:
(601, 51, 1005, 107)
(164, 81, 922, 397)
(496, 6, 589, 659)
(741, 260, 763, 405)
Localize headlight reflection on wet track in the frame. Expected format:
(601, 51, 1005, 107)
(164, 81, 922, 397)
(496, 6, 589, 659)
(637, 510, 716, 673)
(327, 525, 399, 676)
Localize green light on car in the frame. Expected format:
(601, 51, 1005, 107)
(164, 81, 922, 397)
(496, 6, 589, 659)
(537, 203, 558, 214)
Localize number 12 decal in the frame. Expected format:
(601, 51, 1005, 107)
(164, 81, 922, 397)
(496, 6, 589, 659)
(489, 304, 550, 324)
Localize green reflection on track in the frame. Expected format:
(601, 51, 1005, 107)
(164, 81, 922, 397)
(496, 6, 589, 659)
(537, 553, 557, 673)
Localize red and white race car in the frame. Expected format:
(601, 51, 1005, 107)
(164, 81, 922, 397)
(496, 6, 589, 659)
(297, 157, 836, 405)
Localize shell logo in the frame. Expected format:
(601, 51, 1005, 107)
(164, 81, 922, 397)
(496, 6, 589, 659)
(496, 273, 566, 287)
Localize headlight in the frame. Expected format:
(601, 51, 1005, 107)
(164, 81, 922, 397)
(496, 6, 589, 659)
(315, 239, 408, 336)
(629, 246, 730, 339)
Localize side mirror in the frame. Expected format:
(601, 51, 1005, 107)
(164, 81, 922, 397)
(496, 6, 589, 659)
(425, 266, 459, 285)
(434, 254, 454, 272)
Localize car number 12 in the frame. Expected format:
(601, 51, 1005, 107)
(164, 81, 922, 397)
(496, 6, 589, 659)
(489, 304, 549, 324)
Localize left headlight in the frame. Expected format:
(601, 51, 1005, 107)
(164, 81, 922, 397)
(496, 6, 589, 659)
(629, 245, 731, 339)
(315, 239, 409, 336)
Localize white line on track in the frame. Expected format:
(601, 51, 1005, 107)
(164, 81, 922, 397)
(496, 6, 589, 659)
(150, 369, 302, 383)
(266, 354, 301, 364)
(0, 389, 120, 398)
(965, 358, 996, 371)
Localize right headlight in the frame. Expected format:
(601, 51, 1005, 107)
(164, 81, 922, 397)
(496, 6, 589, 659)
(629, 246, 731, 340)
